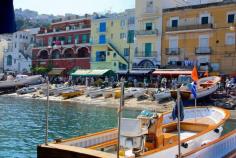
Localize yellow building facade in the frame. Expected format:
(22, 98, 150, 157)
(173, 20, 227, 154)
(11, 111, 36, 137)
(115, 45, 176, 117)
(162, 1, 236, 74)
(90, 9, 135, 73)
(134, 0, 183, 70)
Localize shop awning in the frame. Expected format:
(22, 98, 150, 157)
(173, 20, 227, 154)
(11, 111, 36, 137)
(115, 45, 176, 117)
(48, 68, 65, 75)
(130, 70, 152, 75)
(153, 69, 192, 76)
(71, 69, 115, 77)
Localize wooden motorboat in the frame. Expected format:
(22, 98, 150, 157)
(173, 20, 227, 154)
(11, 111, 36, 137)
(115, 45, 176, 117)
(183, 129, 236, 158)
(85, 87, 100, 97)
(89, 87, 112, 98)
(124, 88, 145, 99)
(61, 90, 84, 100)
(155, 88, 171, 101)
(38, 107, 230, 158)
(103, 88, 119, 99)
(170, 76, 221, 100)
(16, 87, 38, 95)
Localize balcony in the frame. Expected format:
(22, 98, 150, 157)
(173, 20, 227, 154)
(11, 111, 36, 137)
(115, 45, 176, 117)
(134, 51, 158, 58)
(165, 48, 181, 55)
(195, 47, 212, 55)
(166, 24, 213, 32)
(135, 29, 158, 36)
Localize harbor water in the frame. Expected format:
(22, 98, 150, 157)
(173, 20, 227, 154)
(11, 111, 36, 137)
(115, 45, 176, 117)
(0, 96, 235, 158)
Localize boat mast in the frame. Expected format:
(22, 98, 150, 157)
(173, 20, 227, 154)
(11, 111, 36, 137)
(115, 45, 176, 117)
(117, 79, 125, 158)
(45, 78, 50, 145)
(177, 88, 182, 158)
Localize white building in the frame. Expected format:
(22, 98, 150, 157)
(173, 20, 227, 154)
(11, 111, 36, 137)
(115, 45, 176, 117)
(0, 36, 12, 73)
(4, 28, 39, 74)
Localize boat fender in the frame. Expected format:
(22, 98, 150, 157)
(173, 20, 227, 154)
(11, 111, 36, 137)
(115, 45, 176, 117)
(214, 128, 220, 133)
(214, 127, 223, 134)
(181, 142, 188, 149)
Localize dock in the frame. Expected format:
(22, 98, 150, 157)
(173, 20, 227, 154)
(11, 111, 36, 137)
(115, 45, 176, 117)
(230, 110, 236, 120)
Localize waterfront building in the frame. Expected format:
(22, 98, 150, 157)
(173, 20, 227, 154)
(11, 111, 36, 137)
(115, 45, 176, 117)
(32, 16, 91, 73)
(134, 0, 184, 71)
(90, 9, 135, 73)
(162, 0, 236, 74)
(3, 29, 39, 74)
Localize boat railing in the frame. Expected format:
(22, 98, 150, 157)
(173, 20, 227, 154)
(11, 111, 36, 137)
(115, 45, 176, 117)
(60, 129, 118, 148)
(182, 130, 236, 158)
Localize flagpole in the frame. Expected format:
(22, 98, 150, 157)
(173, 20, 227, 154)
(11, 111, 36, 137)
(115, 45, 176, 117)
(177, 88, 181, 158)
(195, 98, 197, 123)
(117, 79, 125, 158)
(45, 78, 49, 145)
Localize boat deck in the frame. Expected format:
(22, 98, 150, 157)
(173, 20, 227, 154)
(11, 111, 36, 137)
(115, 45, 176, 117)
(184, 117, 217, 125)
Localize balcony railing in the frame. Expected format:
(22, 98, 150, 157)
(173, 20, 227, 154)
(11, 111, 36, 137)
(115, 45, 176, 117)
(165, 48, 181, 55)
(134, 51, 158, 58)
(166, 24, 213, 32)
(136, 29, 158, 36)
(195, 47, 212, 55)
(38, 25, 90, 35)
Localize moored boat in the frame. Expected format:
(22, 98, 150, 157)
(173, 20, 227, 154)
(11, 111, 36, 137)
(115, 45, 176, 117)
(155, 88, 171, 101)
(61, 90, 84, 99)
(170, 76, 221, 100)
(38, 106, 230, 158)
(0, 75, 44, 93)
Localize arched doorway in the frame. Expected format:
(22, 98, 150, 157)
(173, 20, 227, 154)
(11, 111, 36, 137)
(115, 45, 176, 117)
(138, 60, 155, 68)
(51, 49, 61, 59)
(63, 48, 74, 58)
(38, 50, 49, 59)
(77, 47, 89, 58)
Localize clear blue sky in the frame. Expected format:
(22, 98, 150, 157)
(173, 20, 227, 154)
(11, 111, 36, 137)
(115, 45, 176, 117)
(14, 0, 135, 15)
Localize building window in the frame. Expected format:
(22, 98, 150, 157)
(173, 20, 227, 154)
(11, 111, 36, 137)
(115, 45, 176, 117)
(201, 16, 209, 24)
(124, 48, 129, 57)
(146, 0, 154, 13)
(75, 35, 79, 44)
(99, 22, 106, 32)
(144, 43, 152, 57)
(120, 33, 126, 39)
(225, 33, 235, 45)
(96, 51, 106, 61)
(228, 14, 235, 23)
(68, 36, 72, 44)
(145, 23, 153, 30)
(7, 55, 12, 66)
(120, 20, 126, 27)
(99, 35, 106, 44)
(127, 30, 135, 43)
(171, 19, 178, 27)
(81, 34, 88, 43)
(128, 17, 135, 25)
(169, 36, 179, 54)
